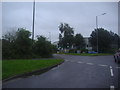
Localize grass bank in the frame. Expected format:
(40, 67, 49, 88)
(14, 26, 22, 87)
(59, 53, 113, 56)
(2, 59, 64, 79)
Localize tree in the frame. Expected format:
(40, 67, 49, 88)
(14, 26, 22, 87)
(2, 28, 32, 59)
(118, 37, 120, 49)
(2, 30, 17, 43)
(58, 23, 74, 49)
(14, 28, 32, 58)
(52, 44, 58, 53)
(2, 30, 17, 59)
(33, 36, 53, 58)
(58, 33, 63, 49)
(110, 31, 120, 50)
(2, 39, 11, 59)
(74, 33, 85, 49)
(89, 28, 118, 53)
(89, 28, 111, 53)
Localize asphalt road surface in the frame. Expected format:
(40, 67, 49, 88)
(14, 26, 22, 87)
(3, 54, 120, 89)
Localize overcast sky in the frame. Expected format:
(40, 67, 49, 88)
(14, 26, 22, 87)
(2, 2, 118, 42)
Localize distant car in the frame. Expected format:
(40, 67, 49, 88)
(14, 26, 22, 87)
(114, 49, 120, 63)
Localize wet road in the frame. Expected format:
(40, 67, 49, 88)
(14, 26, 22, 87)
(3, 54, 120, 88)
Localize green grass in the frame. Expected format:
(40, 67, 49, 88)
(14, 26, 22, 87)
(2, 59, 64, 79)
(59, 53, 113, 56)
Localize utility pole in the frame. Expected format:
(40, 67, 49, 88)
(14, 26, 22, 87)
(32, 0, 35, 41)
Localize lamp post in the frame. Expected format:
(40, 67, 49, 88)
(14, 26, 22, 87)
(32, 0, 35, 41)
(96, 13, 106, 53)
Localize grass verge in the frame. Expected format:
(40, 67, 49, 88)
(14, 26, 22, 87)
(59, 53, 113, 56)
(2, 59, 64, 79)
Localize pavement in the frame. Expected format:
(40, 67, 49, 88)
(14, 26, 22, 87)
(2, 54, 120, 89)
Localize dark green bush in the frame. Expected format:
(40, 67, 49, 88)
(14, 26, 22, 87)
(2, 28, 54, 59)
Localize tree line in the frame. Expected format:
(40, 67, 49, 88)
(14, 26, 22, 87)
(58, 23, 120, 53)
(2, 28, 56, 59)
(2, 23, 120, 60)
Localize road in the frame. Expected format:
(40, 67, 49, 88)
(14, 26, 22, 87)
(3, 54, 120, 89)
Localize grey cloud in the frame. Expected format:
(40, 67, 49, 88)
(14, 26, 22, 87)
(2, 2, 118, 42)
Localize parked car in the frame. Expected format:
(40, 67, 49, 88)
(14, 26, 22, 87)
(114, 49, 120, 63)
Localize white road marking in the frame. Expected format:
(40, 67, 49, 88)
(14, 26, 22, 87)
(98, 64, 108, 67)
(86, 63, 94, 65)
(110, 66, 112, 69)
(70, 61, 74, 62)
(77, 61, 83, 63)
(110, 66, 114, 77)
(110, 85, 115, 90)
(65, 60, 69, 62)
(116, 67, 120, 69)
(67, 60, 111, 69)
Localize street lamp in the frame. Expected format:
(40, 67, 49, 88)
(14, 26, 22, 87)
(96, 13, 106, 53)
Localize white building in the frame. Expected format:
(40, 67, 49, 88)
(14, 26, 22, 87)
(84, 37, 92, 50)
